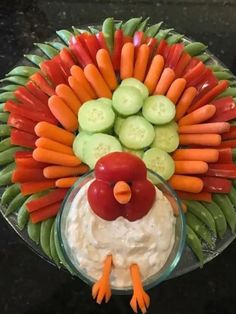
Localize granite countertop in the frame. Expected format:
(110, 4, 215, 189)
(0, 1, 236, 313)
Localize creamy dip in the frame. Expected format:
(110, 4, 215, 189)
(65, 180, 176, 288)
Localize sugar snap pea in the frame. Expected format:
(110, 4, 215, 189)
(166, 34, 184, 45)
(6, 66, 38, 77)
(0, 169, 13, 187)
(102, 17, 114, 52)
(0, 161, 15, 176)
(114, 21, 123, 30)
(0, 147, 24, 166)
(122, 17, 143, 36)
(0, 103, 5, 112)
(46, 41, 67, 51)
(0, 92, 15, 102)
(216, 87, 236, 99)
(0, 124, 11, 137)
(136, 17, 150, 32)
(0, 137, 11, 152)
(201, 201, 227, 239)
(145, 22, 163, 37)
(186, 225, 204, 267)
(1, 183, 20, 207)
(24, 54, 45, 67)
(56, 29, 73, 45)
(0, 85, 20, 92)
(214, 71, 234, 80)
(88, 26, 99, 34)
(184, 42, 207, 56)
(0, 76, 28, 85)
(0, 113, 9, 123)
(186, 212, 214, 248)
(50, 221, 60, 267)
(5, 192, 28, 216)
(40, 218, 54, 258)
(196, 53, 210, 63)
(27, 219, 41, 244)
(208, 64, 229, 72)
(228, 185, 236, 207)
(34, 43, 58, 59)
(213, 194, 236, 233)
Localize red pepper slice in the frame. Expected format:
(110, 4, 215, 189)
(133, 31, 146, 52)
(174, 52, 192, 77)
(82, 34, 100, 64)
(53, 55, 70, 79)
(222, 126, 236, 140)
(96, 32, 109, 49)
(15, 151, 33, 159)
(201, 176, 232, 193)
(11, 128, 38, 148)
(12, 168, 45, 183)
(165, 43, 184, 69)
(122, 35, 133, 44)
(59, 48, 76, 74)
(156, 39, 168, 56)
(21, 180, 56, 196)
(30, 201, 60, 223)
(26, 81, 49, 105)
(40, 58, 67, 86)
(208, 97, 236, 123)
(217, 148, 233, 163)
(182, 57, 200, 76)
(69, 35, 93, 68)
(145, 37, 158, 58)
(193, 69, 218, 103)
(30, 72, 55, 96)
(177, 191, 212, 202)
(15, 157, 48, 169)
(217, 140, 236, 149)
(111, 29, 124, 71)
(8, 113, 37, 135)
(183, 61, 205, 83)
(206, 163, 236, 178)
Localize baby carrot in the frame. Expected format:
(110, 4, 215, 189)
(177, 191, 212, 202)
(168, 175, 203, 193)
(35, 137, 74, 155)
(68, 76, 93, 103)
(166, 78, 187, 104)
(154, 67, 175, 95)
(133, 44, 150, 82)
(172, 149, 219, 162)
(21, 180, 56, 195)
(33, 148, 81, 167)
(178, 122, 230, 134)
(144, 54, 164, 94)
(48, 95, 78, 132)
(174, 52, 192, 78)
(35, 121, 75, 146)
(70, 65, 97, 98)
(174, 160, 208, 174)
(56, 177, 79, 188)
(120, 42, 135, 80)
(84, 64, 112, 99)
(175, 87, 197, 121)
(55, 84, 81, 115)
(179, 134, 222, 146)
(96, 49, 117, 91)
(178, 104, 216, 126)
(43, 164, 89, 179)
(30, 202, 61, 223)
(113, 181, 132, 204)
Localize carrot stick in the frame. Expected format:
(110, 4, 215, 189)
(133, 44, 150, 82)
(68, 76, 93, 103)
(154, 67, 175, 95)
(96, 49, 117, 91)
(120, 42, 135, 80)
(177, 191, 212, 202)
(113, 181, 132, 204)
(172, 149, 219, 162)
(55, 84, 81, 115)
(35, 121, 75, 146)
(168, 175, 203, 193)
(56, 177, 79, 188)
(30, 201, 61, 223)
(144, 54, 164, 94)
(179, 122, 230, 134)
(48, 95, 78, 132)
(178, 104, 216, 126)
(33, 148, 81, 167)
(35, 137, 74, 155)
(166, 78, 187, 104)
(70, 65, 97, 98)
(21, 180, 56, 195)
(163, 192, 187, 215)
(174, 52, 192, 78)
(175, 87, 197, 121)
(84, 64, 112, 99)
(43, 164, 89, 178)
(179, 134, 222, 146)
(174, 160, 208, 174)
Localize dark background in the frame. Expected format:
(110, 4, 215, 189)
(0, 0, 236, 313)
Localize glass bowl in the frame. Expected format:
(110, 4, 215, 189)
(56, 169, 186, 294)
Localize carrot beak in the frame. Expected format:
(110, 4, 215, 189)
(113, 181, 132, 204)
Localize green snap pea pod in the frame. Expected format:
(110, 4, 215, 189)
(114, 21, 123, 30)
(228, 185, 236, 207)
(230, 81, 236, 87)
(201, 201, 227, 239)
(145, 22, 163, 37)
(50, 221, 60, 267)
(208, 64, 229, 72)
(5, 192, 28, 216)
(34, 43, 59, 59)
(213, 194, 236, 233)
(232, 179, 236, 188)
(0, 124, 11, 137)
(0, 85, 20, 92)
(102, 17, 114, 53)
(1, 183, 20, 207)
(0, 92, 15, 102)
(184, 42, 207, 56)
(166, 34, 184, 45)
(122, 17, 143, 36)
(24, 54, 45, 67)
(88, 26, 100, 34)
(56, 29, 73, 44)
(233, 149, 236, 161)
(186, 225, 204, 268)
(40, 218, 55, 258)
(72, 26, 81, 35)
(136, 17, 150, 32)
(195, 53, 210, 63)
(186, 212, 214, 248)
(0, 113, 9, 122)
(0, 161, 15, 176)
(46, 41, 67, 50)
(0, 76, 28, 85)
(0, 103, 5, 112)
(214, 71, 234, 80)
(216, 87, 236, 99)
(0, 169, 13, 187)
(6, 66, 38, 77)
(230, 120, 236, 127)
(0, 137, 11, 152)
(27, 220, 41, 244)
(76, 28, 89, 34)
(0, 147, 25, 166)
(155, 28, 174, 41)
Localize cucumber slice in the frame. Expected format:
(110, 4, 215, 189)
(119, 115, 155, 149)
(121, 78, 149, 99)
(78, 100, 115, 133)
(143, 147, 175, 180)
(112, 86, 143, 116)
(97, 97, 112, 106)
(122, 146, 144, 158)
(168, 120, 178, 131)
(142, 95, 176, 125)
(151, 124, 179, 153)
(114, 117, 125, 135)
(72, 132, 92, 162)
(83, 133, 122, 169)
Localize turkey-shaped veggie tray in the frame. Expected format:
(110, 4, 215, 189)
(0, 17, 236, 280)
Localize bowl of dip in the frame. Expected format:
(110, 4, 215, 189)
(56, 169, 186, 294)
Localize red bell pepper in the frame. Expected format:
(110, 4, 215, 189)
(40, 58, 67, 86)
(96, 32, 109, 49)
(206, 163, 236, 178)
(82, 34, 100, 64)
(69, 35, 93, 68)
(26, 188, 68, 213)
(30, 201, 60, 223)
(59, 48, 76, 74)
(145, 37, 158, 58)
(53, 55, 70, 79)
(156, 39, 168, 56)
(12, 168, 45, 183)
(122, 35, 133, 44)
(183, 61, 206, 84)
(201, 176, 232, 193)
(193, 69, 218, 103)
(133, 31, 146, 48)
(208, 97, 236, 123)
(182, 57, 200, 76)
(173, 52, 192, 77)
(8, 113, 37, 135)
(177, 191, 212, 202)
(20, 180, 56, 196)
(15, 157, 48, 169)
(30, 72, 55, 97)
(15, 151, 33, 159)
(26, 81, 49, 105)
(111, 29, 124, 71)
(217, 140, 236, 149)
(10, 129, 38, 149)
(165, 43, 184, 69)
(222, 126, 236, 140)
(217, 148, 233, 163)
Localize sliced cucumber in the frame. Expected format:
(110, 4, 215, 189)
(122, 146, 144, 158)
(151, 124, 179, 153)
(112, 86, 143, 116)
(119, 115, 155, 149)
(143, 148, 175, 180)
(97, 97, 112, 106)
(78, 100, 115, 133)
(121, 78, 149, 99)
(168, 120, 179, 131)
(114, 117, 125, 135)
(83, 133, 122, 169)
(72, 132, 92, 162)
(142, 95, 176, 125)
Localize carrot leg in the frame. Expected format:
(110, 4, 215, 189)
(92, 255, 113, 304)
(130, 264, 150, 314)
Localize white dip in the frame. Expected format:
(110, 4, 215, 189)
(65, 180, 176, 288)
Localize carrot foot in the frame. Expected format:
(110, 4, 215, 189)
(130, 264, 150, 314)
(92, 255, 112, 304)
